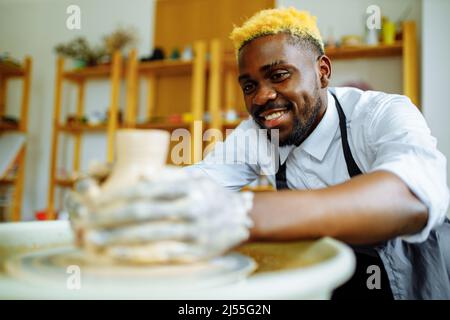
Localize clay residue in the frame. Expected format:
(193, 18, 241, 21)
(235, 240, 336, 273)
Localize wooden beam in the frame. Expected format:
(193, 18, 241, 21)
(18, 56, 32, 132)
(225, 68, 236, 112)
(0, 75, 7, 117)
(146, 74, 156, 121)
(208, 39, 223, 132)
(403, 21, 419, 107)
(107, 51, 123, 163)
(73, 80, 85, 173)
(11, 146, 26, 221)
(47, 57, 64, 219)
(125, 49, 138, 127)
(9, 56, 33, 221)
(190, 41, 206, 164)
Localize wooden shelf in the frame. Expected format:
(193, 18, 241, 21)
(138, 59, 193, 76)
(0, 61, 25, 77)
(58, 123, 108, 133)
(135, 117, 246, 131)
(55, 177, 75, 188)
(63, 63, 124, 81)
(48, 53, 124, 217)
(0, 122, 20, 132)
(62, 59, 194, 81)
(0, 177, 15, 186)
(136, 121, 191, 130)
(223, 41, 403, 66)
(325, 42, 403, 60)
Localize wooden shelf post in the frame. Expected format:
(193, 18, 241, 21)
(208, 39, 223, 132)
(190, 41, 207, 164)
(124, 49, 138, 128)
(0, 74, 7, 117)
(403, 20, 419, 107)
(10, 56, 32, 221)
(73, 80, 85, 174)
(47, 57, 64, 220)
(107, 51, 123, 163)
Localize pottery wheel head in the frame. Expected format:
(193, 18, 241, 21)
(5, 246, 257, 293)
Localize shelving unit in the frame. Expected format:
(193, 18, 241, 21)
(46, 44, 213, 216)
(325, 22, 418, 106)
(124, 41, 209, 165)
(46, 52, 125, 219)
(0, 56, 32, 220)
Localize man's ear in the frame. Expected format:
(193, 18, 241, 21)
(318, 55, 332, 88)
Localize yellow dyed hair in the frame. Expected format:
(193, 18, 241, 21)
(230, 7, 324, 55)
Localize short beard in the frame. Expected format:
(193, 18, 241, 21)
(280, 96, 322, 146)
(258, 90, 322, 147)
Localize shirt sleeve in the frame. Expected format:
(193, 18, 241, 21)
(366, 94, 449, 243)
(185, 120, 261, 191)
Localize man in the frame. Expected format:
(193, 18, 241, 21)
(67, 7, 449, 300)
(186, 7, 450, 299)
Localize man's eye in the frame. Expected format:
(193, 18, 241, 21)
(270, 71, 289, 82)
(243, 83, 256, 94)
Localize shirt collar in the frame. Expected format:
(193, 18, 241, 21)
(279, 144, 294, 164)
(279, 90, 339, 164)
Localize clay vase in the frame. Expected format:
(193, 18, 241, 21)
(101, 129, 170, 194)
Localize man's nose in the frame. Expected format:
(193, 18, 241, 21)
(252, 85, 277, 106)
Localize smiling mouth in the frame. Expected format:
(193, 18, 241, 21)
(260, 109, 288, 121)
(256, 108, 291, 129)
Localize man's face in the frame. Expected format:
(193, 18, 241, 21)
(238, 33, 326, 146)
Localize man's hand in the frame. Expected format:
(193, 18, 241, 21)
(65, 167, 254, 264)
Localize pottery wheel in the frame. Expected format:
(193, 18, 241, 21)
(4, 246, 257, 294)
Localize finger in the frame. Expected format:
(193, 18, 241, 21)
(64, 191, 89, 221)
(73, 177, 101, 200)
(84, 221, 197, 246)
(194, 223, 250, 250)
(93, 172, 219, 206)
(86, 198, 196, 227)
(93, 179, 193, 207)
(103, 241, 213, 264)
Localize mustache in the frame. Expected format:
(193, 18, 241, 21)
(251, 100, 293, 119)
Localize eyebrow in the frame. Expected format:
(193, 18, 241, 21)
(260, 60, 287, 72)
(238, 60, 288, 82)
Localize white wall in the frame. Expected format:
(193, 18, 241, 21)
(277, 0, 421, 94)
(0, 0, 155, 219)
(421, 0, 450, 213)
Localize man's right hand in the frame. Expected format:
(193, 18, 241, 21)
(65, 167, 254, 263)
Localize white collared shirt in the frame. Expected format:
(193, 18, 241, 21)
(187, 87, 449, 243)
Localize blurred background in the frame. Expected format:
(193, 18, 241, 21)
(0, 0, 448, 221)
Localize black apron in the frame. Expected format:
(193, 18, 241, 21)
(275, 92, 450, 299)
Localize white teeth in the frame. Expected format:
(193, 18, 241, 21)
(264, 111, 286, 121)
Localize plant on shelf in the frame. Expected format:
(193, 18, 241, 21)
(54, 27, 138, 68)
(54, 37, 107, 68)
(103, 26, 138, 56)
